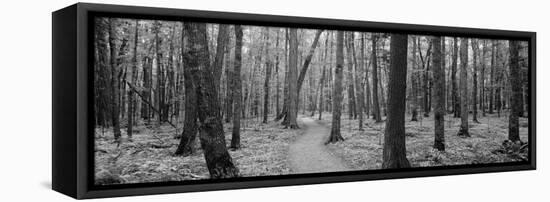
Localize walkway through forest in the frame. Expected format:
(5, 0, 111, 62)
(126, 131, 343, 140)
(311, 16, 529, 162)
(288, 117, 349, 173)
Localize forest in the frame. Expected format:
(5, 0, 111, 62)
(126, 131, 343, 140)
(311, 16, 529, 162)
(93, 17, 529, 185)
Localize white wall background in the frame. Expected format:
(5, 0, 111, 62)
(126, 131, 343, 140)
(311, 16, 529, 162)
(0, 0, 546, 201)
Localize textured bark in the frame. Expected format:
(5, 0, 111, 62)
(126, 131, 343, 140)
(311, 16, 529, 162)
(127, 20, 139, 139)
(481, 40, 487, 117)
(362, 33, 371, 119)
(457, 38, 470, 137)
(346, 33, 357, 120)
(410, 36, 418, 121)
(371, 34, 382, 122)
(382, 34, 411, 169)
(318, 33, 329, 120)
(432, 36, 445, 151)
(350, 33, 365, 130)
(275, 31, 281, 117)
(183, 22, 238, 178)
(451, 38, 460, 117)
(230, 25, 244, 149)
(508, 41, 521, 142)
(175, 24, 198, 156)
(213, 25, 229, 97)
(327, 31, 345, 144)
(108, 18, 122, 142)
(263, 28, 272, 123)
(287, 28, 299, 129)
(489, 42, 495, 114)
(472, 40, 480, 123)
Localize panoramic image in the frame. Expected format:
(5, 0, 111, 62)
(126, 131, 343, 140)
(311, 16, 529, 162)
(93, 17, 529, 185)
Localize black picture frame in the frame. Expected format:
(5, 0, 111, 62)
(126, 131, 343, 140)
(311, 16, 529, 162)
(52, 2, 536, 199)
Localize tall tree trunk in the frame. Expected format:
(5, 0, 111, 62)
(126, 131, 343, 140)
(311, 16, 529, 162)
(489, 41, 496, 114)
(362, 33, 371, 119)
(230, 25, 244, 149)
(457, 38, 470, 137)
(451, 37, 460, 117)
(481, 40, 487, 117)
(346, 33, 357, 120)
(410, 36, 418, 121)
(263, 28, 272, 123)
(432, 36, 445, 151)
(472, 40, 480, 123)
(382, 34, 411, 169)
(183, 22, 239, 178)
(108, 18, 122, 143)
(213, 25, 229, 105)
(351, 33, 365, 130)
(508, 40, 521, 142)
(274, 30, 281, 118)
(287, 28, 299, 129)
(318, 32, 329, 120)
(175, 24, 198, 156)
(127, 20, 139, 140)
(327, 30, 345, 143)
(371, 33, 382, 122)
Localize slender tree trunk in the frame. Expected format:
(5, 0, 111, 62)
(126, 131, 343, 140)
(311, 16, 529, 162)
(472, 40, 480, 123)
(318, 32, 329, 120)
(346, 33, 357, 120)
(432, 36, 445, 151)
(382, 34, 410, 169)
(411, 36, 418, 121)
(183, 22, 239, 178)
(481, 40, 487, 117)
(351, 33, 365, 130)
(287, 28, 299, 129)
(263, 28, 272, 123)
(327, 31, 345, 143)
(489, 41, 496, 114)
(362, 33, 371, 119)
(371, 34, 382, 122)
(451, 38, 460, 117)
(274, 30, 281, 118)
(213, 25, 229, 103)
(127, 20, 139, 140)
(508, 41, 521, 142)
(231, 25, 244, 149)
(108, 18, 122, 143)
(457, 38, 470, 137)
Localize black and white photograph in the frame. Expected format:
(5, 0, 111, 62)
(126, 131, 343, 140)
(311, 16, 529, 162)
(93, 16, 530, 185)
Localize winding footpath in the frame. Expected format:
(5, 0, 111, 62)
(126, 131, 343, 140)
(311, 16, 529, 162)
(288, 117, 349, 174)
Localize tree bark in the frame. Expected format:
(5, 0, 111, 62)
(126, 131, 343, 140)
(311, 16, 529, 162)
(287, 28, 299, 129)
(108, 18, 122, 143)
(183, 22, 239, 178)
(508, 40, 521, 142)
(346, 33, 357, 120)
(382, 34, 411, 169)
(127, 20, 139, 140)
(371, 34, 382, 122)
(230, 25, 244, 149)
(451, 38, 460, 117)
(327, 30, 345, 143)
(472, 40, 480, 123)
(457, 38, 470, 137)
(432, 36, 445, 151)
(263, 28, 272, 123)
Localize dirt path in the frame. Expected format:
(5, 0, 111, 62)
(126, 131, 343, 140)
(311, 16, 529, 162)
(288, 117, 349, 174)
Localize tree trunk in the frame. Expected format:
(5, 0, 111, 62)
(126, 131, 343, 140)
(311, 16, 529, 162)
(108, 18, 122, 143)
(362, 33, 371, 120)
(371, 34, 382, 122)
(382, 34, 411, 169)
(451, 38, 460, 117)
(287, 28, 299, 129)
(346, 33, 357, 120)
(489, 41, 496, 114)
(481, 40, 487, 117)
(472, 40, 479, 123)
(263, 28, 272, 123)
(327, 31, 345, 143)
(183, 22, 239, 178)
(231, 25, 244, 149)
(318, 32, 329, 120)
(127, 20, 139, 140)
(457, 38, 470, 137)
(432, 36, 445, 151)
(508, 41, 521, 142)
(351, 33, 365, 130)
(175, 24, 198, 156)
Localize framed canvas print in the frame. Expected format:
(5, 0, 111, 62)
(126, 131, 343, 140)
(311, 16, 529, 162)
(52, 3, 536, 199)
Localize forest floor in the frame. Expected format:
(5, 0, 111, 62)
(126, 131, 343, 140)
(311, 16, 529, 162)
(94, 117, 303, 185)
(288, 117, 349, 173)
(95, 111, 528, 185)
(316, 111, 529, 170)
